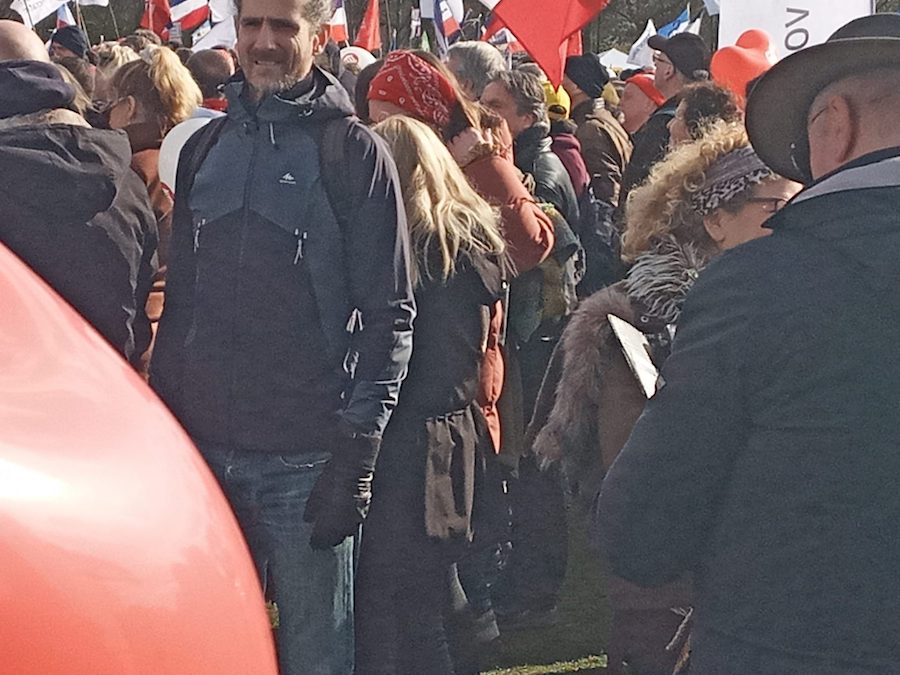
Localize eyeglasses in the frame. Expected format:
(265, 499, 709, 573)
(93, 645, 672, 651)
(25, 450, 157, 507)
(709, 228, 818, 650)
(652, 52, 672, 68)
(746, 196, 790, 214)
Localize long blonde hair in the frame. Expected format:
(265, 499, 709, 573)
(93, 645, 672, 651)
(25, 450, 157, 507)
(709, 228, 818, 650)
(110, 46, 201, 135)
(622, 120, 750, 261)
(373, 115, 506, 287)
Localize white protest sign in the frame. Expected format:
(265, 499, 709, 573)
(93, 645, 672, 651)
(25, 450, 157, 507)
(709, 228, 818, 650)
(12, 0, 65, 27)
(719, 0, 874, 57)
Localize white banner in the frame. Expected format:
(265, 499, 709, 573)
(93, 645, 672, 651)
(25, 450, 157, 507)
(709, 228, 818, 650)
(719, 0, 874, 57)
(75, 0, 109, 7)
(12, 0, 65, 27)
(419, 0, 462, 21)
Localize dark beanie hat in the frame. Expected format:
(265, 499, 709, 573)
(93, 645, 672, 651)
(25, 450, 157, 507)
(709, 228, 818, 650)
(0, 60, 75, 119)
(647, 32, 711, 81)
(51, 25, 89, 59)
(564, 54, 609, 99)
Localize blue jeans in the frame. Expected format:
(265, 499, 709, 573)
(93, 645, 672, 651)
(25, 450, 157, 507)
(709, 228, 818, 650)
(200, 444, 354, 675)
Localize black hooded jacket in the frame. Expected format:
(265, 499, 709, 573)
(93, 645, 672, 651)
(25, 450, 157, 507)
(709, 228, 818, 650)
(514, 123, 581, 231)
(151, 68, 415, 453)
(0, 60, 158, 363)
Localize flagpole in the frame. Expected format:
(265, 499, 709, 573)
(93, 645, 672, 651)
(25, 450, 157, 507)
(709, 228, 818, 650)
(108, 1, 121, 38)
(75, 0, 91, 44)
(21, 0, 36, 29)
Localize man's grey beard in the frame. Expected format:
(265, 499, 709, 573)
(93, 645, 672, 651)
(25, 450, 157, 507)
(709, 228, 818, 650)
(246, 74, 303, 102)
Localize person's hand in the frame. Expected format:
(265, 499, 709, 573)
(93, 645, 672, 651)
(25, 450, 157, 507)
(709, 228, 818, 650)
(303, 429, 381, 550)
(448, 127, 490, 167)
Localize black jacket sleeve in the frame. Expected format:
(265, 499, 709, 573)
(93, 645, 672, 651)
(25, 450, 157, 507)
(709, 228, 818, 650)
(335, 122, 415, 437)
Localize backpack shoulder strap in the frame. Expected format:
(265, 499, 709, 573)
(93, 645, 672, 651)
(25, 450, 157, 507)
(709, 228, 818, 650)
(174, 116, 228, 199)
(318, 116, 354, 228)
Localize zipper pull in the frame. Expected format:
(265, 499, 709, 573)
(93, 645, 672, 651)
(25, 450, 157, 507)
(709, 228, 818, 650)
(293, 230, 307, 264)
(193, 218, 206, 253)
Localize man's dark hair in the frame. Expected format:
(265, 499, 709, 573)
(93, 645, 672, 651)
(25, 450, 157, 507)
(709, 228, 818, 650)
(187, 49, 234, 99)
(354, 59, 383, 124)
(232, 0, 331, 25)
(679, 81, 742, 140)
(490, 69, 547, 125)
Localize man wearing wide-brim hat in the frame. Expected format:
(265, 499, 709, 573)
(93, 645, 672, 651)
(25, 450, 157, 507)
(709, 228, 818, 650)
(596, 14, 900, 673)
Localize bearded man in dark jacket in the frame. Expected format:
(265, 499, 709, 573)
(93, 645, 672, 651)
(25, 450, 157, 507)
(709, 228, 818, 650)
(149, 0, 414, 672)
(598, 14, 900, 673)
(0, 21, 157, 366)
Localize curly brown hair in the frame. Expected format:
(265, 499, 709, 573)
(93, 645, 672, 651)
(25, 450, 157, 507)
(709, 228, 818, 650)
(622, 120, 750, 260)
(678, 80, 742, 141)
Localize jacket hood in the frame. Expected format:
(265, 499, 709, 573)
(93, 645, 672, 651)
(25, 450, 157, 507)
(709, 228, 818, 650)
(0, 60, 75, 119)
(770, 149, 900, 292)
(225, 66, 355, 126)
(0, 123, 133, 224)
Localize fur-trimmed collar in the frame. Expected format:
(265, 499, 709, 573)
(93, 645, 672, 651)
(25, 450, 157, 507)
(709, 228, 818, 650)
(622, 236, 710, 328)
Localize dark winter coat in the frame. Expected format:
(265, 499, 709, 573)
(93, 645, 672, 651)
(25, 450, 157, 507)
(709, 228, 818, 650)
(571, 99, 632, 208)
(377, 252, 505, 547)
(514, 123, 580, 233)
(151, 68, 415, 452)
(619, 97, 677, 211)
(598, 149, 900, 671)
(0, 109, 157, 364)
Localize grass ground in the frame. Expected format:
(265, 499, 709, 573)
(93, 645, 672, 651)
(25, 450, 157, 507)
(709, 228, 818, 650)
(481, 512, 611, 674)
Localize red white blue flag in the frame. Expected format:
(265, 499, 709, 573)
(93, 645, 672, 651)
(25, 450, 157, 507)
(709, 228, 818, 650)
(170, 0, 210, 32)
(328, 0, 348, 43)
(56, 2, 75, 27)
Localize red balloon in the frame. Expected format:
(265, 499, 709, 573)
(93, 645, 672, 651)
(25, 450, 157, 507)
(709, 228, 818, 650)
(0, 244, 278, 675)
(711, 29, 778, 104)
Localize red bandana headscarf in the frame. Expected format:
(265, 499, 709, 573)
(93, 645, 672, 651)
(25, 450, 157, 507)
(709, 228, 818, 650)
(367, 50, 458, 130)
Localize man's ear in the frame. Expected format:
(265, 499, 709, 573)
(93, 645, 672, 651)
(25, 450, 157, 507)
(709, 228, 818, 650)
(829, 94, 857, 167)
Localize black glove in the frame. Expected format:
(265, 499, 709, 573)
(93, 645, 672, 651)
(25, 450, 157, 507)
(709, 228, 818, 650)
(303, 423, 381, 550)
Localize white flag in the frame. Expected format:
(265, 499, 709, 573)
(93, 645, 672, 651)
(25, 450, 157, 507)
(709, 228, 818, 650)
(626, 19, 656, 69)
(191, 15, 236, 51)
(684, 16, 703, 35)
(12, 0, 66, 27)
(208, 0, 234, 23)
(419, 0, 462, 21)
(703, 0, 720, 15)
(719, 0, 873, 58)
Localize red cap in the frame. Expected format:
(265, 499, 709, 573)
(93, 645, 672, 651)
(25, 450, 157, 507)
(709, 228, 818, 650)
(367, 50, 458, 130)
(626, 73, 666, 107)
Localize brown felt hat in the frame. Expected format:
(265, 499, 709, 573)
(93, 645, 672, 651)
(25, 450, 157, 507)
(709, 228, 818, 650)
(746, 13, 900, 183)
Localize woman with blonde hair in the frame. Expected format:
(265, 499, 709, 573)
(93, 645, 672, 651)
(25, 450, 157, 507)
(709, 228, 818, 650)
(106, 47, 201, 370)
(353, 115, 508, 675)
(529, 119, 800, 675)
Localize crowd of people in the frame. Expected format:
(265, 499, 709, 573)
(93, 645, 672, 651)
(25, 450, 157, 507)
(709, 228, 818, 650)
(1, 3, 899, 674)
